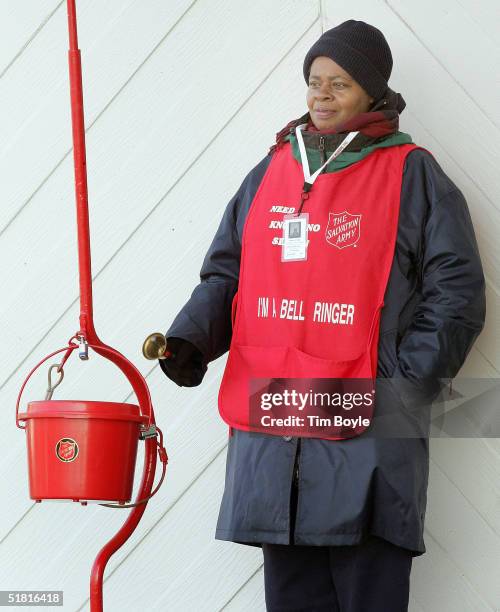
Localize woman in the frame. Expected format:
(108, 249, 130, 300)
(161, 20, 485, 611)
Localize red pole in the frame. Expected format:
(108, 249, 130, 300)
(66, 0, 96, 340)
(64, 2, 160, 610)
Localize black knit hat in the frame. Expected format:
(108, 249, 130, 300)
(303, 20, 393, 100)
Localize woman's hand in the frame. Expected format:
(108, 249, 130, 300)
(158, 337, 207, 387)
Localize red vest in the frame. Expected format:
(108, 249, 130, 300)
(218, 141, 423, 440)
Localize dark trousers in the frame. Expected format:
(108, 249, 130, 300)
(262, 480, 413, 611)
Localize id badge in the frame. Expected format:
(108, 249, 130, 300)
(281, 213, 308, 262)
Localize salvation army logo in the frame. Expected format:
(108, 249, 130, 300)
(55, 438, 79, 462)
(325, 211, 362, 249)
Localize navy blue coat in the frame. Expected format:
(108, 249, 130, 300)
(166, 144, 486, 556)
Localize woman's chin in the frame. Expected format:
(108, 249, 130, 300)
(311, 117, 341, 131)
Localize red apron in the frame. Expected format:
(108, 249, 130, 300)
(218, 141, 423, 440)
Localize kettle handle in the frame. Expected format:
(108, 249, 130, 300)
(16, 336, 153, 429)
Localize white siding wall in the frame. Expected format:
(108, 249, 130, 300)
(0, 1, 498, 610)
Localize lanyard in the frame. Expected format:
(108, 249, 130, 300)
(293, 124, 359, 217)
(295, 123, 359, 189)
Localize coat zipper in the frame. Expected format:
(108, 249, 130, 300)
(319, 136, 326, 170)
(290, 438, 301, 545)
(293, 438, 301, 483)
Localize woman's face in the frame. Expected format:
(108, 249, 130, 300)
(306, 56, 374, 130)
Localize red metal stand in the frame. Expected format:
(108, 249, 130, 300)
(65, 2, 162, 609)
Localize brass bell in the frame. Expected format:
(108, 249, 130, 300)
(142, 332, 171, 360)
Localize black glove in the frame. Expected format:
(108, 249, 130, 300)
(158, 337, 207, 387)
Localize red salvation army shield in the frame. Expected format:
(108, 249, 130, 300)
(325, 210, 362, 249)
(56, 438, 79, 462)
